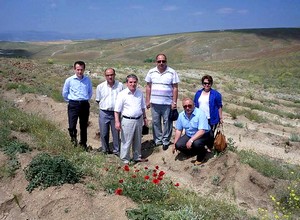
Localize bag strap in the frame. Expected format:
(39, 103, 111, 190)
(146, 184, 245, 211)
(217, 123, 225, 134)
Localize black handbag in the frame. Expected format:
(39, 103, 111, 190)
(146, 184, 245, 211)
(169, 108, 179, 121)
(142, 125, 149, 135)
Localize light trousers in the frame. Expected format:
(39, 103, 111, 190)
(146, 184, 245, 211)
(120, 117, 142, 163)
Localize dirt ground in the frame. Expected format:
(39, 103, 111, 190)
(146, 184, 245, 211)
(1, 85, 299, 219)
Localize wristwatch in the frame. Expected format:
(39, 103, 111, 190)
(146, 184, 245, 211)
(189, 139, 194, 143)
(173, 101, 177, 105)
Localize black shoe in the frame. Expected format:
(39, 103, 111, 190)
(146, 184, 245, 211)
(79, 143, 88, 151)
(102, 151, 113, 155)
(71, 137, 78, 147)
(162, 144, 169, 151)
(134, 158, 149, 163)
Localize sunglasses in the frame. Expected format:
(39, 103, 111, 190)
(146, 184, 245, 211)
(203, 82, 211, 85)
(183, 104, 193, 109)
(157, 60, 166, 63)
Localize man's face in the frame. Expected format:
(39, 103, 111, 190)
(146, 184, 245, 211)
(182, 99, 194, 115)
(126, 77, 137, 92)
(74, 64, 85, 79)
(105, 69, 115, 84)
(156, 55, 167, 72)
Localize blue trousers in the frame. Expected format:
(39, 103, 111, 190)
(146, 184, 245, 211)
(99, 110, 119, 153)
(151, 104, 172, 145)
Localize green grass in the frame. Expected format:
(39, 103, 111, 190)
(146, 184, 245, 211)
(0, 98, 255, 219)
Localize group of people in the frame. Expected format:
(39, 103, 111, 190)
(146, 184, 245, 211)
(62, 54, 223, 165)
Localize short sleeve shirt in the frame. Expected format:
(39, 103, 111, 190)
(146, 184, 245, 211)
(145, 66, 179, 105)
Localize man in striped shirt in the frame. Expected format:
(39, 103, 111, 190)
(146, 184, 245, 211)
(145, 54, 180, 151)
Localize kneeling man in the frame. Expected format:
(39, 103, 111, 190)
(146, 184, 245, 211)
(172, 97, 212, 165)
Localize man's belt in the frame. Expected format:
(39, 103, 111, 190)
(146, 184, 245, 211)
(69, 100, 89, 103)
(123, 115, 142, 120)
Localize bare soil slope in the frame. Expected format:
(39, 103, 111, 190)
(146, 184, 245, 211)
(1, 71, 299, 219)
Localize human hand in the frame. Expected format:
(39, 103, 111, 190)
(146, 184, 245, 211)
(172, 145, 177, 154)
(115, 122, 121, 131)
(171, 103, 177, 109)
(186, 141, 192, 149)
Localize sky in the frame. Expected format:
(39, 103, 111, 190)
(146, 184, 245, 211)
(1, 0, 300, 39)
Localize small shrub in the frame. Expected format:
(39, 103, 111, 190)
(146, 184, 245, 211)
(234, 122, 244, 128)
(290, 133, 300, 142)
(144, 58, 155, 63)
(24, 153, 82, 192)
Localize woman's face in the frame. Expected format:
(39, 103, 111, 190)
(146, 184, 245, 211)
(202, 79, 212, 91)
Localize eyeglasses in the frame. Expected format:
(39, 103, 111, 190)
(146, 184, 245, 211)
(183, 104, 193, 109)
(157, 60, 166, 63)
(203, 82, 211, 85)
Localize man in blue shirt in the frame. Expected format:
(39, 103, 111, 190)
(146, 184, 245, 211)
(172, 97, 212, 165)
(62, 61, 93, 150)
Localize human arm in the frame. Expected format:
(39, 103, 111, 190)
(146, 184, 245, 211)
(114, 111, 121, 131)
(172, 83, 178, 109)
(172, 129, 182, 154)
(218, 107, 223, 124)
(216, 91, 223, 124)
(62, 79, 70, 101)
(142, 108, 148, 126)
(145, 82, 151, 109)
(88, 78, 93, 100)
(186, 129, 206, 149)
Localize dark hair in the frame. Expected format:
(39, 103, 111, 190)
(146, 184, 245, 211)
(74, 61, 86, 69)
(126, 74, 138, 82)
(201, 75, 213, 85)
(155, 53, 167, 61)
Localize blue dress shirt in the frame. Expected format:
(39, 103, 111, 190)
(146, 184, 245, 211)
(62, 74, 93, 101)
(175, 107, 210, 137)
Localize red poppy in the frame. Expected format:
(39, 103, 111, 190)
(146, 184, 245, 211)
(115, 188, 123, 195)
(174, 183, 180, 187)
(155, 165, 159, 170)
(158, 176, 163, 180)
(134, 169, 140, 172)
(144, 175, 150, 180)
(152, 179, 160, 184)
(152, 173, 157, 177)
(124, 165, 130, 171)
(144, 166, 148, 170)
(132, 175, 137, 178)
(119, 179, 124, 183)
(158, 171, 165, 176)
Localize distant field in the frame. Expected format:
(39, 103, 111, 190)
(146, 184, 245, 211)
(0, 28, 300, 95)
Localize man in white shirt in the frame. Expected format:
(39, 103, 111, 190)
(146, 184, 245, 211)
(96, 68, 124, 155)
(145, 54, 180, 151)
(114, 74, 148, 164)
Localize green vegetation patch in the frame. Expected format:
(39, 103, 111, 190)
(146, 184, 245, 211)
(238, 150, 300, 180)
(24, 152, 82, 192)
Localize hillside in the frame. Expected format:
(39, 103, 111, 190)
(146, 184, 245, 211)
(0, 28, 300, 219)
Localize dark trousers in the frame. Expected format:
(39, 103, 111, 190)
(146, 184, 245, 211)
(175, 132, 211, 162)
(208, 119, 217, 149)
(68, 101, 90, 145)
